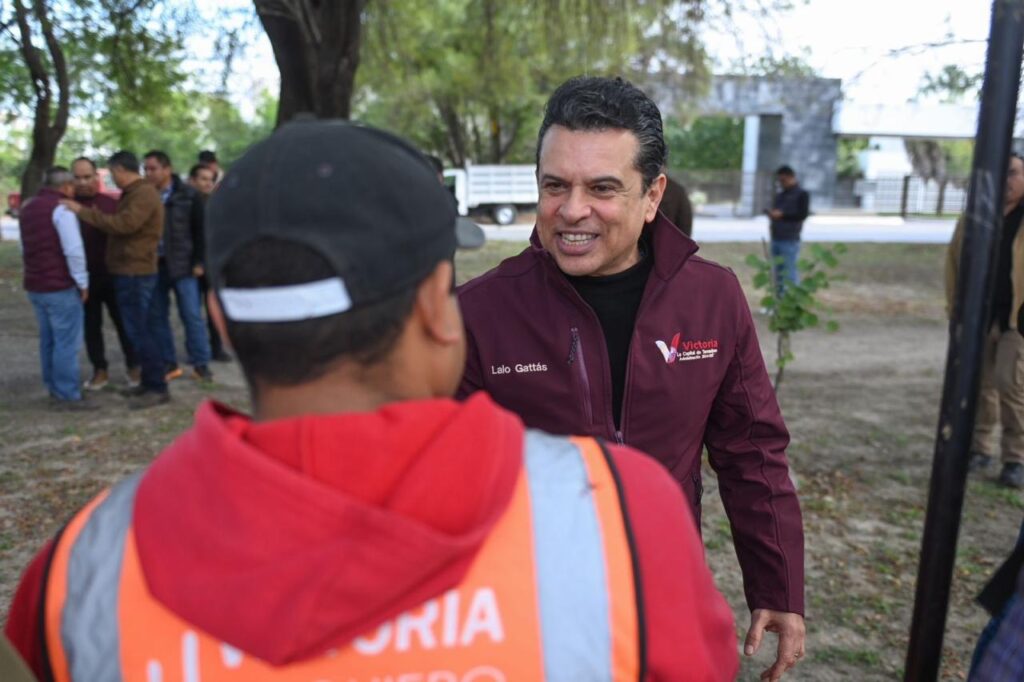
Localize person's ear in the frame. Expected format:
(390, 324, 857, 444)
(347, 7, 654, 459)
(415, 260, 461, 346)
(207, 292, 233, 350)
(644, 173, 668, 222)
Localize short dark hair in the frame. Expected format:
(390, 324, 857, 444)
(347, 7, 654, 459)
(776, 165, 796, 177)
(107, 150, 139, 174)
(537, 76, 667, 191)
(71, 156, 96, 171)
(189, 163, 212, 179)
(220, 239, 418, 389)
(43, 166, 72, 188)
(144, 150, 172, 168)
(198, 150, 218, 164)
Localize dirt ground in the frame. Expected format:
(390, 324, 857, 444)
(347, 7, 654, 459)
(1, 238, 1021, 680)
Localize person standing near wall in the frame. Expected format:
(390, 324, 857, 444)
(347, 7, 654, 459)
(767, 165, 810, 294)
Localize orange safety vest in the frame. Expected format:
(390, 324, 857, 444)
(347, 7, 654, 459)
(42, 433, 644, 681)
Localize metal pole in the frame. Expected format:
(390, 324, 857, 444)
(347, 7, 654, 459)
(905, 2, 1024, 679)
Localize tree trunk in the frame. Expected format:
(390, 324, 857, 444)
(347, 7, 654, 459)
(14, 0, 70, 199)
(254, 0, 367, 126)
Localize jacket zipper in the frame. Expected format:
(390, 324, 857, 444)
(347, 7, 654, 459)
(568, 327, 595, 426)
(617, 266, 663, 446)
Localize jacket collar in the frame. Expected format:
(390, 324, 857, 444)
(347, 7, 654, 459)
(527, 210, 699, 282)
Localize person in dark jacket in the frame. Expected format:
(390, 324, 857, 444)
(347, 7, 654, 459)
(62, 150, 169, 409)
(458, 76, 806, 682)
(659, 175, 693, 236)
(768, 166, 810, 294)
(143, 150, 213, 381)
(72, 156, 138, 390)
(188, 162, 231, 363)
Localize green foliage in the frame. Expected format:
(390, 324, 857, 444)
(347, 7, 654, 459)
(665, 116, 743, 171)
(836, 138, 868, 179)
(745, 242, 846, 389)
(355, 0, 711, 165)
(920, 64, 981, 103)
(733, 51, 819, 78)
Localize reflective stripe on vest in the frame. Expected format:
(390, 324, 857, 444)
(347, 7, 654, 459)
(44, 433, 642, 681)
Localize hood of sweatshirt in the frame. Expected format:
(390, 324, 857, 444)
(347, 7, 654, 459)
(133, 392, 523, 665)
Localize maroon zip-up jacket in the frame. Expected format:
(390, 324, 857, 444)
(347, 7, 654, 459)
(457, 213, 805, 615)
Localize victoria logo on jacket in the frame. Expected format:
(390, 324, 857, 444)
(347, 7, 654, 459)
(655, 331, 719, 363)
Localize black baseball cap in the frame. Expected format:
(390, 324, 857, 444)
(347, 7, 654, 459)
(205, 119, 484, 323)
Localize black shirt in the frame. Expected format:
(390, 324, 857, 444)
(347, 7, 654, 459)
(566, 243, 654, 429)
(992, 203, 1024, 330)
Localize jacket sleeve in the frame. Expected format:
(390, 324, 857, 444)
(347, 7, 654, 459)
(190, 195, 206, 268)
(4, 540, 55, 681)
(456, 304, 485, 400)
(607, 443, 738, 681)
(782, 191, 810, 222)
(704, 274, 805, 615)
(77, 191, 155, 236)
(945, 217, 964, 319)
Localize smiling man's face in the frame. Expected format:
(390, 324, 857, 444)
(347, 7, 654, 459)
(536, 125, 665, 277)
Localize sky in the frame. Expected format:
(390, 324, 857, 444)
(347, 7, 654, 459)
(206, 0, 994, 116)
(704, 0, 991, 104)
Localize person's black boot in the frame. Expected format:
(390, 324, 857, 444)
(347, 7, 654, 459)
(968, 452, 993, 472)
(998, 462, 1024, 489)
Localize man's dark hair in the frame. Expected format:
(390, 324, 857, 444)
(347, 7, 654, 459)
(189, 163, 212, 179)
(107, 150, 140, 174)
(144, 150, 172, 168)
(536, 76, 667, 191)
(198, 150, 218, 164)
(776, 165, 796, 177)
(43, 166, 72, 188)
(426, 154, 444, 176)
(71, 156, 96, 171)
(220, 239, 417, 389)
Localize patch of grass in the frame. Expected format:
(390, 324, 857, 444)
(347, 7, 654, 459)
(971, 481, 1024, 510)
(815, 645, 883, 667)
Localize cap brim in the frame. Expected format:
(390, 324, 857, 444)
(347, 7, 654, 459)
(456, 218, 486, 250)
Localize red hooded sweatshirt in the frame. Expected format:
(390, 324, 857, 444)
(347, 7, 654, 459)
(6, 393, 737, 680)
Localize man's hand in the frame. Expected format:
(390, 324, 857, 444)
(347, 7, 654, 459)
(745, 609, 805, 681)
(80, 288, 88, 303)
(768, 209, 783, 220)
(192, 264, 205, 278)
(60, 199, 83, 214)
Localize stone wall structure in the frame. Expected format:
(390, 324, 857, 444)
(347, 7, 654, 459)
(650, 75, 844, 216)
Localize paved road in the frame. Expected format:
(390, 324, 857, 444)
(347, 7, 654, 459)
(482, 215, 957, 244)
(3, 214, 956, 245)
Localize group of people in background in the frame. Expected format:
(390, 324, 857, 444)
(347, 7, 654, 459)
(19, 149, 229, 410)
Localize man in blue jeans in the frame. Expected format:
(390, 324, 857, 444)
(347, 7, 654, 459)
(19, 167, 92, 409)
(63, 151, 168, 409)
(143, 150, 213, 382)
(767, 166, 810, 295)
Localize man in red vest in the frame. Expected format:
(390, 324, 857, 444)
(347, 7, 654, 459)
(5, 121, 737, 680)
(18, 166, 91, 409)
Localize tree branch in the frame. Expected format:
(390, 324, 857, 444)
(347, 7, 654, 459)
(32, 0, 69, 133)
(12, 0, 48, 105)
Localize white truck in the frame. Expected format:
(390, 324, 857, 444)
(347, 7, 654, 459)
(443, 163, 537, 225)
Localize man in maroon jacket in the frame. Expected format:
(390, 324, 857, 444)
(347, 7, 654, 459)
(72, 157, 137, 389)
(458, 76, 806, 681)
